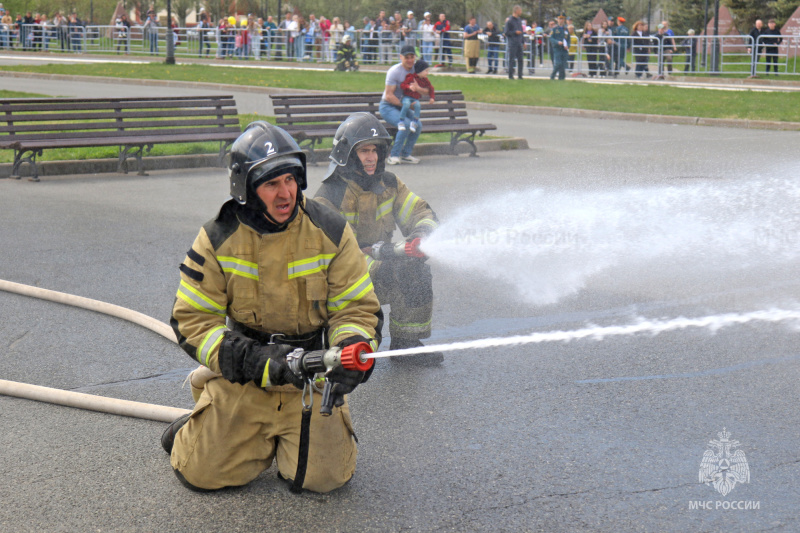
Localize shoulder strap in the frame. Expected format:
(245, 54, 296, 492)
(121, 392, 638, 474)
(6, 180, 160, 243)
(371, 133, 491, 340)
(302, 198, 347, 247)
(315, 175, 348, 210)
(203, 200, 241, 250)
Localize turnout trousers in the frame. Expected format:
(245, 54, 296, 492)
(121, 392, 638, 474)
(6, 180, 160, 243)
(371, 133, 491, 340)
(171, 377, 357, 492)
(373, 258, 433, 343)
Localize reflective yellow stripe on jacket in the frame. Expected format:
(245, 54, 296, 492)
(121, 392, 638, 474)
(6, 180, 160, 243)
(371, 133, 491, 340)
(330, 323, 379, 351)
(197, 325, 227, 366)
(287, 253, 336, 279)
(217, 256, 259, 280)
(176, 279, 226, 316)
(398, 192, 421, 224)
(328, 272, 373, 312)
(415, 218, 438, 230)
(376, 196, 395, 221)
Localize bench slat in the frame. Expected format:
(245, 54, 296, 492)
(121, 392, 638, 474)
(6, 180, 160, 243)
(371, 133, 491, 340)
(274, 101, 465, 113)
(7, 125, 241, 143)
(1, 108, 238, 123)
(270, 90, 463, 102)
(0, 95, 234, 105)
(418, 123, 497, 132)
(0, 99, 236, 114)
(1, 118, 241, 134)
(4, 132, 241, 151)
(276, 110, 468, 125)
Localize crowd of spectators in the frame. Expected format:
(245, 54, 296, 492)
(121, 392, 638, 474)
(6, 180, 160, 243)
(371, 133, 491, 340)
(0, 4, 92, 52)
(0, 3, 786, 76)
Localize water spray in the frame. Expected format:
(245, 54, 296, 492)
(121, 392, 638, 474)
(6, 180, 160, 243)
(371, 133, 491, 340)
(373, 308, 800, 359)
(420, 179, 800, 306)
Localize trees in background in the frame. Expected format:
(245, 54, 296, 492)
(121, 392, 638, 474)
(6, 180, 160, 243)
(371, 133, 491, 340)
(1, 0, 796, 33)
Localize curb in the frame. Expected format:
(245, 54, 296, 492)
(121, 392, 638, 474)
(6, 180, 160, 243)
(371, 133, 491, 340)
(0, 138, 529, 179)
(1, 154, 222, 180)
(465, 102, 800, 131)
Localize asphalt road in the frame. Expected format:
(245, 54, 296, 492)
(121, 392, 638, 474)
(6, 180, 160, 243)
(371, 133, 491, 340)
(0, 76, 799, 532)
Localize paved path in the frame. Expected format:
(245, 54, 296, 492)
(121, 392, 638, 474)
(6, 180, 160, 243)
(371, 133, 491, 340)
(0, 74, 798, 532)
(2, 50, 799, 92)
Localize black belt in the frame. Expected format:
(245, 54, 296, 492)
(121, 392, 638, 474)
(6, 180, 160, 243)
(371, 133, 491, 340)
(229, 320, 325, 351)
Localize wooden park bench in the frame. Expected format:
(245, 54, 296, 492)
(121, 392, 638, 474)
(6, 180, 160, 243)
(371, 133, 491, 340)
(0, 95, 241, 181)
(270, 90, 497, 163)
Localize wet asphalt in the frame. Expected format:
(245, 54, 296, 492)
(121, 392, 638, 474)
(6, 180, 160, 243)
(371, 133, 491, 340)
(0, 70, 799, 532)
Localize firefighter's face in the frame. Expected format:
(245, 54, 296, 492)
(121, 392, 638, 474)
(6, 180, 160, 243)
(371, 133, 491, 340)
(356, 144, 379, 175)
(256, 172, 297, 222)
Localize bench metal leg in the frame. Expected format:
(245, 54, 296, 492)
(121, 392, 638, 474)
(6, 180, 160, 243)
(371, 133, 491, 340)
(449, 131, 480, 157)
(218, 141, 233, 167)
(297, 138, 319, 165)
(119, 144, 152, 175)
(12, 148, 43, 182)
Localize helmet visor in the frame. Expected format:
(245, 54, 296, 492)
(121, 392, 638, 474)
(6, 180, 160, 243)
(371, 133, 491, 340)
(249, 155, 304, 190)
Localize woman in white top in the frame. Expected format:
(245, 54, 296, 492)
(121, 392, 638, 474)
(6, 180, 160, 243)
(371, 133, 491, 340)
(329, 17, 344, 61)
(288, 14, 302, 60)
(420, 12, 436, 63)
(247, 16, 260, 59)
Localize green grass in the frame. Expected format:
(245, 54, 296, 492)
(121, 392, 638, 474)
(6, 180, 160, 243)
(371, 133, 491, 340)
(2, 62, 799, 123)
(0, 89, 49, 98)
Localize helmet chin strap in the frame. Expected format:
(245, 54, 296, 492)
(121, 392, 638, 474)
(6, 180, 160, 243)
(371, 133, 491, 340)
(343, 146, 386, 188)
(245, 186, 303, 231)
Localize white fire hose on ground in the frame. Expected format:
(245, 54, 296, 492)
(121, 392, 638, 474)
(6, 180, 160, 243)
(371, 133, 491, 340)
(6, 279, 799, 422)
(0, 279, 191, 423)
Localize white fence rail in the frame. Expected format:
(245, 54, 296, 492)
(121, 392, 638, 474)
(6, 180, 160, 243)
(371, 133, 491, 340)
(2, 24, 797, 77)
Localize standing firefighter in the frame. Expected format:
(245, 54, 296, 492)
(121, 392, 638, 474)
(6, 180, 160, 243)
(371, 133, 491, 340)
(314, 113, 442, 364)
(163, 122, 382, 493)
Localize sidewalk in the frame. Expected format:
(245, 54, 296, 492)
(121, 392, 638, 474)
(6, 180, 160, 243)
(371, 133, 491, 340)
(2, 48, 799, 91)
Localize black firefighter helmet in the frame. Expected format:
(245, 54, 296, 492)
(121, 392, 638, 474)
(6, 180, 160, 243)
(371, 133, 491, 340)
(228, 121, 307, 204)
(324, 112, 392, 179)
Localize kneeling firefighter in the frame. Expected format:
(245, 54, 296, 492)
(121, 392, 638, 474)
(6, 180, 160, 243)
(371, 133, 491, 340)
(335, 34, 359, 71)
(314, 112, 441, 364)
(163, 121, 383, 493)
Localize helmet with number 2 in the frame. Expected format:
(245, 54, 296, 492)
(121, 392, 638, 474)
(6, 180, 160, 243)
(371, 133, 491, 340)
(228, 121, 307, 205)
(324, 112, 392, 179)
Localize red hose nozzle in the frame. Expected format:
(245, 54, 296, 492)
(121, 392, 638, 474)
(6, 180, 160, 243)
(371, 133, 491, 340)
(339, 342, 374, 372)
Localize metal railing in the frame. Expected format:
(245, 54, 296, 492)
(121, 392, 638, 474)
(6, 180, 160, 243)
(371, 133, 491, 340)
(2, 25, 797, 77)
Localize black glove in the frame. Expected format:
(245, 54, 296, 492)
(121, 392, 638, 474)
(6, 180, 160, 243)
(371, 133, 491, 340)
(246, 344, 304, 389)
(218, 332, 302, 389)
(324, 335, 374, 407)
(325, 366, 365, 408)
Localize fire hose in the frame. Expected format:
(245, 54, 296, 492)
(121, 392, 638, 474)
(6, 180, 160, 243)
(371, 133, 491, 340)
(7, 277, 795, 422)
(0, 279, 374, 422)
